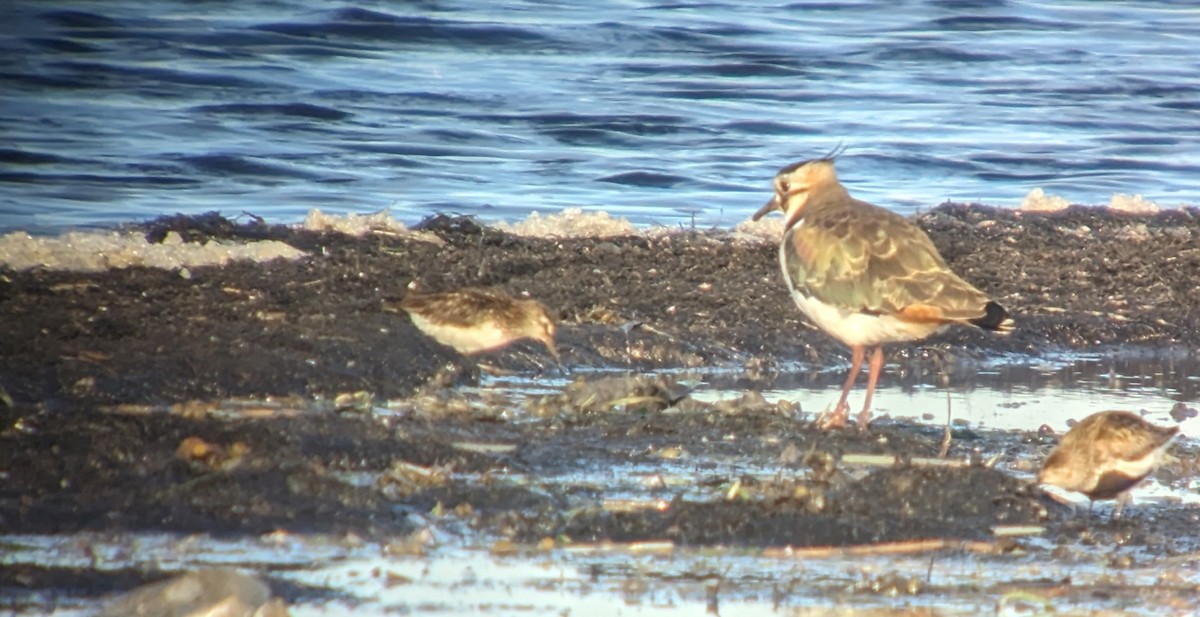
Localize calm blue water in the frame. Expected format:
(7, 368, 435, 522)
(1, 1, 1197, 233)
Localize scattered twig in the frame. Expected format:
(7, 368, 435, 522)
(762, 538, 999, 558)
(991, 525, 1046, 537)
(564, 540, 675, 554)
(603, 395, 670, 410)
(840, 453, 970, 468)
(938, 390, 952, 458)
(602, 498, 670, 513)
(451, 441, 517, 454)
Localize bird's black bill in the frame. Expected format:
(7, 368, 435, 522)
(752, 196, 779, 221)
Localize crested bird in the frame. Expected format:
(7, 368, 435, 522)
(753, 155, 1012, 429)
(1038, 410, 1178, 516)
(385, 287, 561, 366)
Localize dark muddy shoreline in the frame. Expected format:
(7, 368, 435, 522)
(4, 204, 1200, 407)
(3, 204, 1200, 610)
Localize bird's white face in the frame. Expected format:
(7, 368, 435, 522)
(752, 159, 839, 229)
(780, 160, 839, 230)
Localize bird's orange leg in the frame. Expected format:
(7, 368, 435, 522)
(819, 345, 865, 429)
(857, 346, 885, 430)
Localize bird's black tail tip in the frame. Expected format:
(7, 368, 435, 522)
(971, 301, 1014, 333)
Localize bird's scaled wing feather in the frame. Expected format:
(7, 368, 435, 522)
(1093, 414, 1179, 462)
(784, 207, 990, 320)
(401, 289, 518, 328)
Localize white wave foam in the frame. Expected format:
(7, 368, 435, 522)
(302, 208, 410, 236)
(1109, 193, 1159, 213)
(1021, 188, 1171, 214)
(1019, 188, 1071, 212)
(493, 207, 637, 238)
(0, 230, 305, 272)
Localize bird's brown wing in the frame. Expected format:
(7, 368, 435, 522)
(784, 201, 992, 320)
(1090, 412, 1180, 462)
(394, 288, 521, 328)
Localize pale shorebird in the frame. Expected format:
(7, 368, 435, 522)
(1039, 410, 1178, 516)
(753, 154, 1013, 429)
(385, 287, 561, 365)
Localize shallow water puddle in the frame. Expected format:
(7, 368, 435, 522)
(486, 350, 1200, 434)
(477, 352, 1200, 515)
(7, 532, 1199, 616)
(728, 351, 1198, 433)
(749, 383, 1184, 434)
(9, 353, 1200, 615)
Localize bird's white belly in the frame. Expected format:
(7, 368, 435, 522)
(788, 290, 943, 347)
(1100, 439, 1175, 481)
(408, 314, 510, 355)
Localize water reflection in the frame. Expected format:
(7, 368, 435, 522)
(678, 349, 1200, 432)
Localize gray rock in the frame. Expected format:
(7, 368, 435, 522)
(98, 569, 287, 617)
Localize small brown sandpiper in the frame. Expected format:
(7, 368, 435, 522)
(386, 287, 561, 366)
(1038, 409, 1179, 515)
(752, 152, 1013, 430)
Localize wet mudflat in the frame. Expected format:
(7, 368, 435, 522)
(3, 205, 1200, 614)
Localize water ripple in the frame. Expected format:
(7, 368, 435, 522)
(597, 171, 688, 188)
(2, 0, 1197, 231)
(255, 9, 565, 51)
(192, 103, 353, 122)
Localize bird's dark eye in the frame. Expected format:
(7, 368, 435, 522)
(779, 180, 790, 192)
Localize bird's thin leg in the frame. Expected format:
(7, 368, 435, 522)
(856, 346, 885, 430)
(1112, 492, 1131, 521)
(819, 345, 865, 429)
